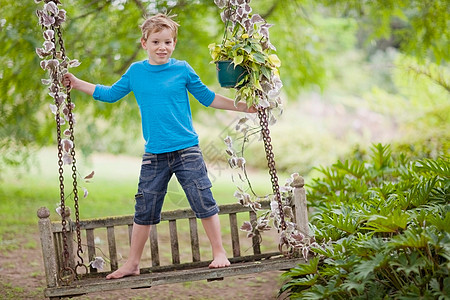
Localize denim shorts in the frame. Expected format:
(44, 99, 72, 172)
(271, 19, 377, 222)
(134, 145, 219, 225)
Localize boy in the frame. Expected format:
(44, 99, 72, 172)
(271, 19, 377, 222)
(63, 13, 255, 279)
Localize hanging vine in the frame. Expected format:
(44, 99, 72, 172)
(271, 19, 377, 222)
(35, 0, 98, 284)
(213, 0, 317, 259)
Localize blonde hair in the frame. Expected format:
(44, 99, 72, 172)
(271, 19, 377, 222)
(140, 13, 180, 41)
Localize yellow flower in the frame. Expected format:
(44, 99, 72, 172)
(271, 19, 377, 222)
(242, 33, 249, 39)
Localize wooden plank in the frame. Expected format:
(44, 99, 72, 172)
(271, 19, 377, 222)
(53, 232, 62, 272)
(149, 225, 160, 267)
(86, 229, 97, 273)
(229, 213, 241, 257)
(44, 257, 306, 298)
(169, 220, 180, 264)
(249, 211, 261, 255)
(78, 251, 283, 277)
(66, 229, 75, 269)
(50, 200, 272, 232)
(189, 218, 200, 262)
(53, 230, 75, 271)
(140, 252, 284, 274)
(106, 226, 118, 271)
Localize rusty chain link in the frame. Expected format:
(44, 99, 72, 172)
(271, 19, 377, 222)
(49, 22, 72, 278)
(45, 1, 83, 283)
(57, 27, 85, 270)
(257, 107, 287, 231)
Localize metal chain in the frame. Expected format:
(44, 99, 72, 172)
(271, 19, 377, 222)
(43, 1, 85, 282)
(50, 23, 71, 273)
(56, 27, 85, 271)
(257, 107, 287, 231)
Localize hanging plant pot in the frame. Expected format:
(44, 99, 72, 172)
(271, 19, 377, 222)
(216, 60, 248, 88)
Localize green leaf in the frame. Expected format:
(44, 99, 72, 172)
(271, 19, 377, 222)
(389, 252, 427, 277)
(322, 212, 359, 234)
(409, 176, 439, 207)
(334, 159, 366, 178)
(279, 274, 318, 294)
(250, 42, 263, 53)
(414, 157, 450, 178)
(370, 143, 392, 171)
(389, 228, 429, 249)
(242, 44, 252, 53)
(252, 52, 266, 64)
(283, 256, 320, 277)
(352, 252, 387, 281)
(427, 211, 450, 233)
(362, 210, 409, 233)
(233, 55, 243, 66)
(260, 66, 271, 80)
(341, 279, 367, 295)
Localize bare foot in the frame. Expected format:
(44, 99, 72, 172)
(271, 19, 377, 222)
(106, 263, 140, 280)
(209, 252, 231, 268)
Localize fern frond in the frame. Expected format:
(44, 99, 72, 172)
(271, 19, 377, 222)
(370, 143, 393, 171)
(414, 157, 450, 178)
(409, 176, 440, 207)
(283, 256, 320, 278)
(389, 228, 429, 249)
(427, 211, 450, 233)
(334, 159, 367, 178)
(351, 252, 387, 281)
(322, 212, 359, 234)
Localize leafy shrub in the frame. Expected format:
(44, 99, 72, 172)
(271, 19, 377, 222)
(280, 144, 449, 299)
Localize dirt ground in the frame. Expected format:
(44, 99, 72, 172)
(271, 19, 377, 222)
(0, 229, 287, 300)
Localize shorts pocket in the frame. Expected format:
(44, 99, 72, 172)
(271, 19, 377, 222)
(194, 177, 212, 190)
(134, 193, 146, 214)
(191, 176, 215, 211)
(140, 153, 157, 180)
(181, 147, 204, 171)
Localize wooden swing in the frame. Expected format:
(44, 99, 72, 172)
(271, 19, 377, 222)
(36, 1, 310, 299)
(37, 182, 309, 299)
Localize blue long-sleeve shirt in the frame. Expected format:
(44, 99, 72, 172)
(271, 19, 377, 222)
(93, 58, 215, 154)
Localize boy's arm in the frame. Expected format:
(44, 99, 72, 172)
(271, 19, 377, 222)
(209, 94, 257, 113)
(63, 73, 96, 96)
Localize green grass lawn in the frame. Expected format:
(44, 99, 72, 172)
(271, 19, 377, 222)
(0, 147, 275, 249)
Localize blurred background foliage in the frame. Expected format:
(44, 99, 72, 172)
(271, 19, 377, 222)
(0, 0, 448, 177)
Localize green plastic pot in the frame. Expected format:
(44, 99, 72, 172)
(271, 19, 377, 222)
(216, 60, 247, 88)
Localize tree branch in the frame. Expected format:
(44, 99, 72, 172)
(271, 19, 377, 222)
(261, 1, 280, 20)
(115, 45, 141, 75)
(71, 0, 112, 21)
(131, 0, 148, 17)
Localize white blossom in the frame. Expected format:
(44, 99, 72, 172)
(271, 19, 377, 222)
(61, 138, 73, 153)
(44, 2, 58, 15)
(43, 29, 54, 41)
(90, 257, 106, 270)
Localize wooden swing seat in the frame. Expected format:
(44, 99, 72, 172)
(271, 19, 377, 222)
(37, 184, 308, 299)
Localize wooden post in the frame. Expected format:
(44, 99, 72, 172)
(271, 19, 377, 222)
(169, 220, 180, 264)
(291, 176, 309, 236)
(106, 226, 118, 271)
(37, 207, 58, 288)
(229, 213, 241, 257)
(189, 218, 201, 262)
(249, 211, 261, 255)
(150, 225, 160, 267)
(86, 229, 97, 273)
